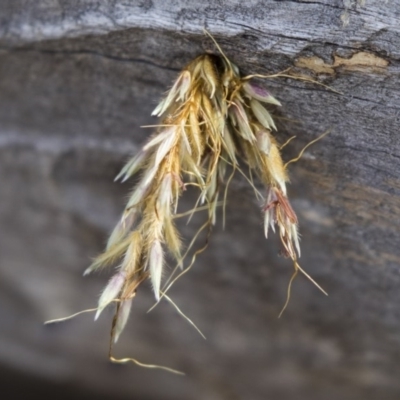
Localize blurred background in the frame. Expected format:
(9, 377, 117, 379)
(1, 1, 400, 399)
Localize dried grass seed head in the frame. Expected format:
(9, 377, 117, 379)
(81, 34, 327, 357)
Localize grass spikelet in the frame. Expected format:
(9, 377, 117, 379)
(63, 30, 331, 371)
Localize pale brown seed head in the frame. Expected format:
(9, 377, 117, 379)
(88, 39, 323, 344)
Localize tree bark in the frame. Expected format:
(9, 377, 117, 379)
(1, 1, 400, 399)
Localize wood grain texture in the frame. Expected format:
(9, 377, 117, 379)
(0, 1, 400, 400)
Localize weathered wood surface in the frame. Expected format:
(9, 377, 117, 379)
(1, 1, 400, 399)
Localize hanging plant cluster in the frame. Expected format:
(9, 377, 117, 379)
(47, 32, 328, 373)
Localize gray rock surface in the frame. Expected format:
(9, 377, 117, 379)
(1, 1, 400, 399)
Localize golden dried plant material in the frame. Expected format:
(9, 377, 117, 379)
(49, 31, 329, 373)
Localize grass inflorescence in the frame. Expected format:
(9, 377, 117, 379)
(53, 31, 330, 373)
